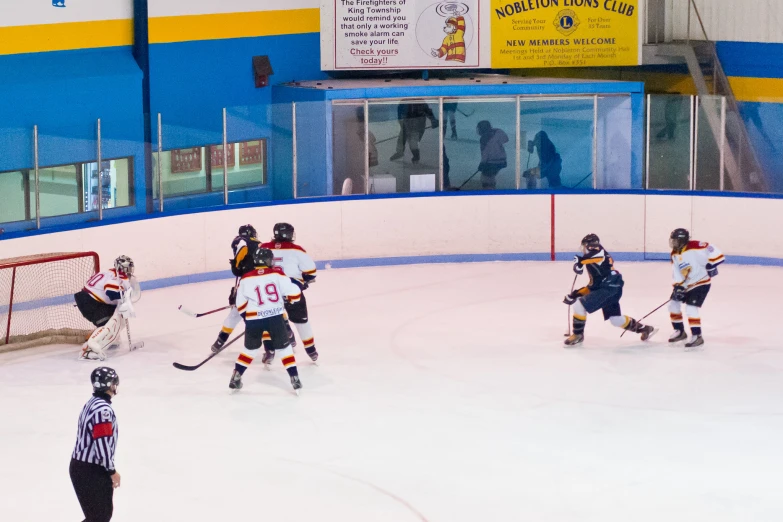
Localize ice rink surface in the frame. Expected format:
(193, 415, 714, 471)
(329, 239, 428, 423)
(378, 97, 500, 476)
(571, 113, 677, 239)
(2, 261, 783, 521)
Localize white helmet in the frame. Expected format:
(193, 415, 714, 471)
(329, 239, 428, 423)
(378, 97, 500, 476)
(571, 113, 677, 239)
(115, 255, 134, 277)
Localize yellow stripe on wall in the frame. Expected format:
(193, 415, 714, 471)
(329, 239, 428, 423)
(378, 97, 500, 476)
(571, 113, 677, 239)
(728, 77, 783, 103)
(0, 19, 134, 55)
(149, 8, 319, 44)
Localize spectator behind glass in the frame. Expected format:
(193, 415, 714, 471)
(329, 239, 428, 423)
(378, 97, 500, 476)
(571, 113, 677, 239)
(390, 102, 438, 164)
(476, 120, 508, 190)
(524, 131, 563, 188)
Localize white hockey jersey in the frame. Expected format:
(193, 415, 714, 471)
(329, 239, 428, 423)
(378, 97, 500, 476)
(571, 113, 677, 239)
(259, 241, 317, 283)
(83, 268, 131, 305)
(236, 266, 302, 320)
(671, 241, 725, 290)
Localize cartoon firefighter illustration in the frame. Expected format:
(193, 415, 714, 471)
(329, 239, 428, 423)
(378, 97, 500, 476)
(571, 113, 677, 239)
(431, 16, 466, 63)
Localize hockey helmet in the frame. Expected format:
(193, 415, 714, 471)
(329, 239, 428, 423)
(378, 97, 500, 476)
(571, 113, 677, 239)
(669, 228, 690, 251)
(114, 255, 134, 277)
(238, 224, 257, 239)
(253, 247, 275, 268)
(273, 222, 295, 242)
(91, 367, 119, 394)
(580, 233, 601, 252)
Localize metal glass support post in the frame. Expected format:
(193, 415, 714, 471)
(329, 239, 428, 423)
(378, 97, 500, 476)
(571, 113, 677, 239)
(719, 96, 726, 191)
(645, 95, 651, 190)
(97, 119, 103, 220)
(692, 96, 699, 191)
(364, 99, 370, 195)
(515, 96, 521, 190)
(592, 95, 599, 189)
(686, 0, 692, 44)
(222, 108, 228, 205)
(438, 98, 444, 191)
(157, 113, 164, 211)
(292, 103, 298, 199)
(34, 125, 40, 229)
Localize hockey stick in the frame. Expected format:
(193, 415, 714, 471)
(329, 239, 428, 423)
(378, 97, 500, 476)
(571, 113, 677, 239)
(178, 305, 231, 318)
(172, 332, 246, 371)
(570, 172, 593, 189)
(565, 274, 578, 337)
(620, 299, 670, 337)
(452, 169, 481, 190)
(457, 107, 476, 118)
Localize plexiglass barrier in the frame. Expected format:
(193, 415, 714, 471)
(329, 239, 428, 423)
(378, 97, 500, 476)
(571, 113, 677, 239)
(1, 92, 777, 232)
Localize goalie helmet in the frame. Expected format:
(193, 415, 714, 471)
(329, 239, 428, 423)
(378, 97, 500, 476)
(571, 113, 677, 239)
(115, 255, 134, 277)
(253, 247, 274, 268)
(91, 367, 119, 394)
(669, 228, 690, 251)
(273, 222, 295, 242)
(581, 233, 601, 252)
(238, 224, 257, 239)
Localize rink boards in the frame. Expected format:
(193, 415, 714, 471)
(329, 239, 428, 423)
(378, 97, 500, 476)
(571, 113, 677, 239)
(1, 193, 782, 284)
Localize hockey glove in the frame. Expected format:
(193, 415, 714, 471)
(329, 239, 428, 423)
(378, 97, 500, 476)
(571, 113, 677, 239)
(563, 290, 580, 306)
(706, 263, 719, 278)
(671, 285, 686, 302)
(572, 255, 584, 275)
(117, 291, 136, 319)
(228, 287, 237, 306)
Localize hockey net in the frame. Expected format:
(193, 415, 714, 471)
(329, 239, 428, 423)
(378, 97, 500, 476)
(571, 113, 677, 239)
(0, 252, 99, 354)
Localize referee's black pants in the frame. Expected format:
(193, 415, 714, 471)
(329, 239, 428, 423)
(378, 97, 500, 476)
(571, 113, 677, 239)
(70, 459, 113, 521)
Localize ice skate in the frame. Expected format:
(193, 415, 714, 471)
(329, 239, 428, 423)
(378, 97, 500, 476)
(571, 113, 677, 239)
(211, 336, 226, 354)
(228, 370, 243, 390)
(306, 347, 319, 364)
(261, 349, 275, 370)
(669, 330, 687, 343)
(79, 347, 103, 361)
(639, 325, 658, 342)
(290, 375, 302, 395)
(685, 335, 704, 351)
(564, 333, 584, 347)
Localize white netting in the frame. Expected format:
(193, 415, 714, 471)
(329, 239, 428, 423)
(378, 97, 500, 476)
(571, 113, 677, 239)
(0, 252, 99, 354)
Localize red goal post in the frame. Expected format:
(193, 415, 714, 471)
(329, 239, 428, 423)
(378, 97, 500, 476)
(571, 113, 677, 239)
(0, 252, 100, 354)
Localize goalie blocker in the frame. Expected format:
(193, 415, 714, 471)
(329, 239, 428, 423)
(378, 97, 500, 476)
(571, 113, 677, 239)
(74, 255, 140, 360)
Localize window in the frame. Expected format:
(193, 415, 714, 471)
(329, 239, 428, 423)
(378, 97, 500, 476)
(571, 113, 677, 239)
(153, 139, 267, 199)
(0, 170, 31, 223)
(0, 157, 134, 225)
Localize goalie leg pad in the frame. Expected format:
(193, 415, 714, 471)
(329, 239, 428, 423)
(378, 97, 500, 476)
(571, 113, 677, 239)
(85, 313, 125, 358)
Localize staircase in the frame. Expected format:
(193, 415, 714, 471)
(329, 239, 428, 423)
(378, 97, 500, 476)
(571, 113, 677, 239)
(643, 0, 766, 192)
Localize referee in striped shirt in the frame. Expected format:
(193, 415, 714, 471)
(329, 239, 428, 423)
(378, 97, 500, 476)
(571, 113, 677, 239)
(70, 367, 121, 522)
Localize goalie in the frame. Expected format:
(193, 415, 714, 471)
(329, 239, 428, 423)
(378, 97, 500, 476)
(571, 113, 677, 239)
(74, 255, 137, 361)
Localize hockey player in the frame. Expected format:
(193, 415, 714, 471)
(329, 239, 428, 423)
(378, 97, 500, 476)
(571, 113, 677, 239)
(74, 256, 136, 360)
(668, 228, 725, 349)
(260, 222, 319, 364)
(211, 224, 260, 353)
(229, 247, 303, 394)
(563, 234, 657, 346)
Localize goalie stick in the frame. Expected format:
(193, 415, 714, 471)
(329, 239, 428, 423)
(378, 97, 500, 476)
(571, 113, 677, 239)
(172, 332, 245, 371)
(178, 304, 231, 318)
(126, 317, 144, 351)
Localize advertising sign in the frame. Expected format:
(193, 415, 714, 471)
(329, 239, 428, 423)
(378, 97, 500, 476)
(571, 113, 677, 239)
(325, 0, 482, 70)
(490, 0, 641, 68)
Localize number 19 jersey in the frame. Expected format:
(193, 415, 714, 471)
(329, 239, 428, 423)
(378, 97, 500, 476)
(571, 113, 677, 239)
(236, 266, 302, 320)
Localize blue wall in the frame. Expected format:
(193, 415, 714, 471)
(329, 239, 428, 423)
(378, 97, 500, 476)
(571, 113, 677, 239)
(0, 47, 146, 220)
(148, 33, 326, 151)
(716, 41, 783, 192)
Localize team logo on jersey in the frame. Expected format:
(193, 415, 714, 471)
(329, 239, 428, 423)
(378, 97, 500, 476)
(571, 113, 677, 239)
(554, 9, 580, 36)
(101, 409, 112, 421)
